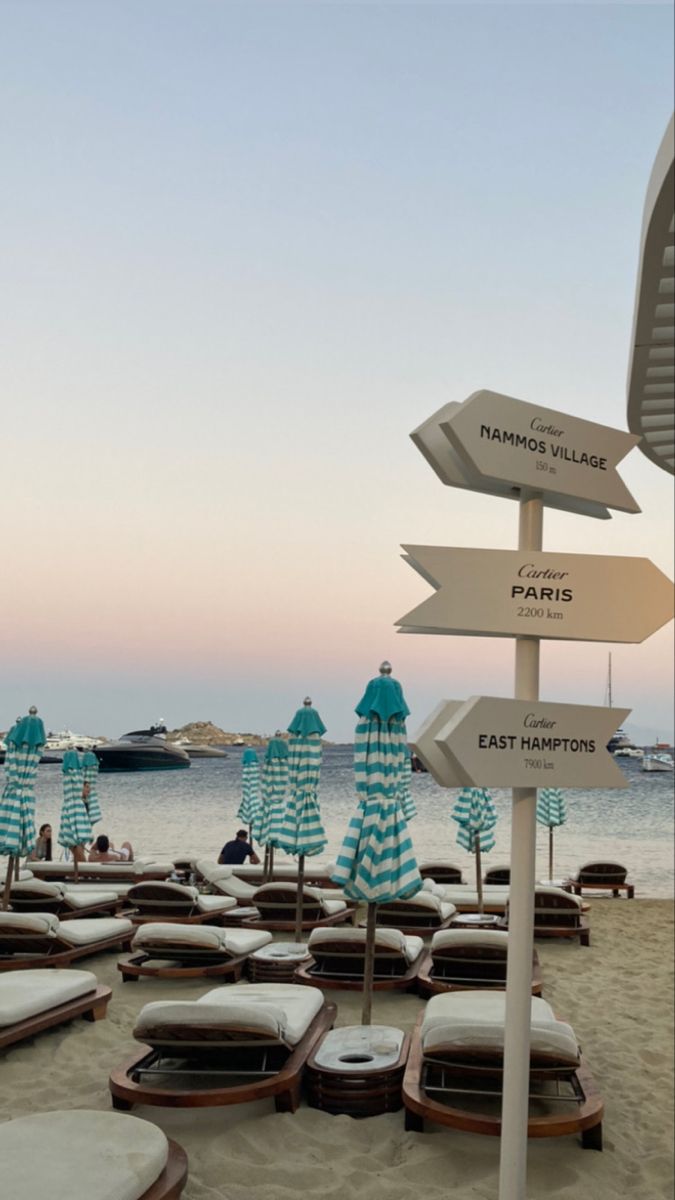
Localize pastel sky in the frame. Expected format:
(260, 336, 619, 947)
(1, 1, 673, 743)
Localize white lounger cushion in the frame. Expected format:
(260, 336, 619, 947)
(196, 894, 237, 913)
(431, 929, 509, 952)
(0, 969, 98, 1026)
(63, 890, 117, 909)
(253, 883, 347, 915)
(57, 917, 133, 946)
(195, 860, 234, 883)
(322, 898, 347, 916)
(421, 991, 579, 1064)
(0, 912, 61, 935)
(308, 926, 424, 963)
(130, 881, 199, 900)
(534, 886, 582, 908)
(386, 892, 456, 921)
(10, 879, 66, 898)
(132, 924, 272, 955)
(437, 887, 510, 910)
(0, 1109, 168, 1200)
(214, 875, 258, 901)
(135, 982, 323, 1046)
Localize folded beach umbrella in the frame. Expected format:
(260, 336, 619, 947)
(237, 748, 261, 836)
(397, 744, 417, 822)
(451, 786, 498, 916)
(278, 698, 328, 941)
(58, 749, 92, 878)
(332, 662, 421, 1023)
(0, 707, 46, 909)
(256, 734, 290, 880)
(536, 787, 567, 881)
(81, 750, 103, 826)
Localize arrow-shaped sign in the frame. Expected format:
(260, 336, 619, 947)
(397, 546, 674, 643)
(411, 400, 612, 520)
(432, 696, 631, 789)
(408, 700, 467, 787)
(441, 390, 640, 515)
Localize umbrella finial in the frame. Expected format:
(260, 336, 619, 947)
(379, 661, 392, 675)
(303, 696, 312, 706)
(28, 705, 38, 715)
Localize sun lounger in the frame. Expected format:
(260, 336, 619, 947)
(431, 884, 511, 914)
(502, 887, 590, 946)
(567, 862, 635, 899)
(0, 1109, 187, 1199)
(127, 882, 237, 924)
(483, 865, 510, 885)
(242, 883, 355, 931)
(0, 968, 111, 1049)
(119, 924, 273, 981)
(8, 878, 120, 919)
(109, 981, 336, 1113)
(417, 929, 542, 997)
(295, 927, 425, 991)
(419, 863, 464, 884)
(225, 861, 339, 887)
(194, 863, 259, 904)
(28, 860, 175, 883)
(402, 990, 603, 1147)
(0, 911, 134, 970)
(368, 889, 456, 935)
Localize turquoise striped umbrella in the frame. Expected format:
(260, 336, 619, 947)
(58, 750, 92, 875)
(0, 707, 46, 909)
(82, 751, 103, 826)
(256, 735, 289, 880)
(537, 787, 567, 881)
(397, 745, 417, 822)
(278, 699, 328, 941)
(332, 663, 421, 1023)
(451, 786, 498, 915)
(237, 748, 261, 835)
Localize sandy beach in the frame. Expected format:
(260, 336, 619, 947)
(1, 898, 672, 1200)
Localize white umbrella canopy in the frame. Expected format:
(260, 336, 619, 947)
(0, 707, 46, 909)
(332, 663, 421, 1023)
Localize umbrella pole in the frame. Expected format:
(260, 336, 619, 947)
(361, 902, 377, 1026)
(1, 856, 15, 910)
(269, 845, 275, 882)
(295, 854, 305, 943)
(475, 834, 484, 915)
(549, 827, 554, 881)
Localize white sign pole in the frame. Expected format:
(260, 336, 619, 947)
(499, 494, 542, 1200)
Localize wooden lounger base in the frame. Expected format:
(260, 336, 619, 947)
(306, 1035, 410, 1117)
(294, 954, 423, 992)
(242, 911, 356, 932)
(0, 984, 112, 1049)
(118, 952, 247, 983)
(402, 1014, 603, 1148)
(129, 912, 229, 927)
(109, 1001, 337, 1112)
(247, 955, 311, 984)
(11, 901, 121, 920)
(139, 1139, 188, 1200)
(568, 882, 634, 900)
(0, 933, 134, 972)
(416, 951, 543, 998)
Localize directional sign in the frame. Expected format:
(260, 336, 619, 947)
(441, 390, 641, 515)
(397, 546, 675, 643)
(434, 696, 631, 789)
(409, 701, 467, 787)
(411, 400, 612, 520)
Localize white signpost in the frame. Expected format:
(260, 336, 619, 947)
(430, 696, 631, 789)
(398, 546, 675, 643)
(402, 388, 673, 1200)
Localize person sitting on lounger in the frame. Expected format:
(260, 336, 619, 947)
(218, 830, 260, 866)
(28, 823, 53, 861)
(88, 834, 135, 863)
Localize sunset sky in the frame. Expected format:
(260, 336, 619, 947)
(1, 2, 673, 744)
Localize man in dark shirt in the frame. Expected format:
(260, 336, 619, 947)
(218, 829, 260, 865)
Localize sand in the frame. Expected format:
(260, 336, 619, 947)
(1, 899, 673, 1200)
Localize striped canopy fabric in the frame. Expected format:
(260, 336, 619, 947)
(255, 737, 289, 849)
(237, 748, 261, 828)
(536, 788, 567, 829)
(278, 710, 327, 857)
(397, 745, 417, 822)
(58, 750, 92, 851)
(452, 787, 498, 854)
(332, 670, 421, 903)
(82, 751, 103, 826)
(0, 712, 46, 859)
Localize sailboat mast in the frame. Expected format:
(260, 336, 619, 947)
(608, 653, 612, 708)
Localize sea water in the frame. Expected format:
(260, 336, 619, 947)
(31, 746, 674, 897)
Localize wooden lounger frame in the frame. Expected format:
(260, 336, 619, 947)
(118, 946, 251, 983)
(29, 864, 170, 883)
(402, 1011, 603, 1148)
(0, 984, 111, 1049)
(416, 946, 543, 997)
(242, 888, 356, 932)
(294, 940, 424, 992)
(140, 1140, 188, 1200)
(0, 926, 133, 972)
(109, 1000, 337, 1112)
(361, 902, 453, 937)
(8, 889, 121, 920)
(568, 864, 634, 899)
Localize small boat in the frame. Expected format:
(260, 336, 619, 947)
(642, 753, 674, 773)
(172, 741, 229, 759)
(45, 729, 100, 752)
(613, 747, 644, 759)
(94, 723, 190, 772)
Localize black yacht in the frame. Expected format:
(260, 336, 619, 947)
(94, 724, 191, 772)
